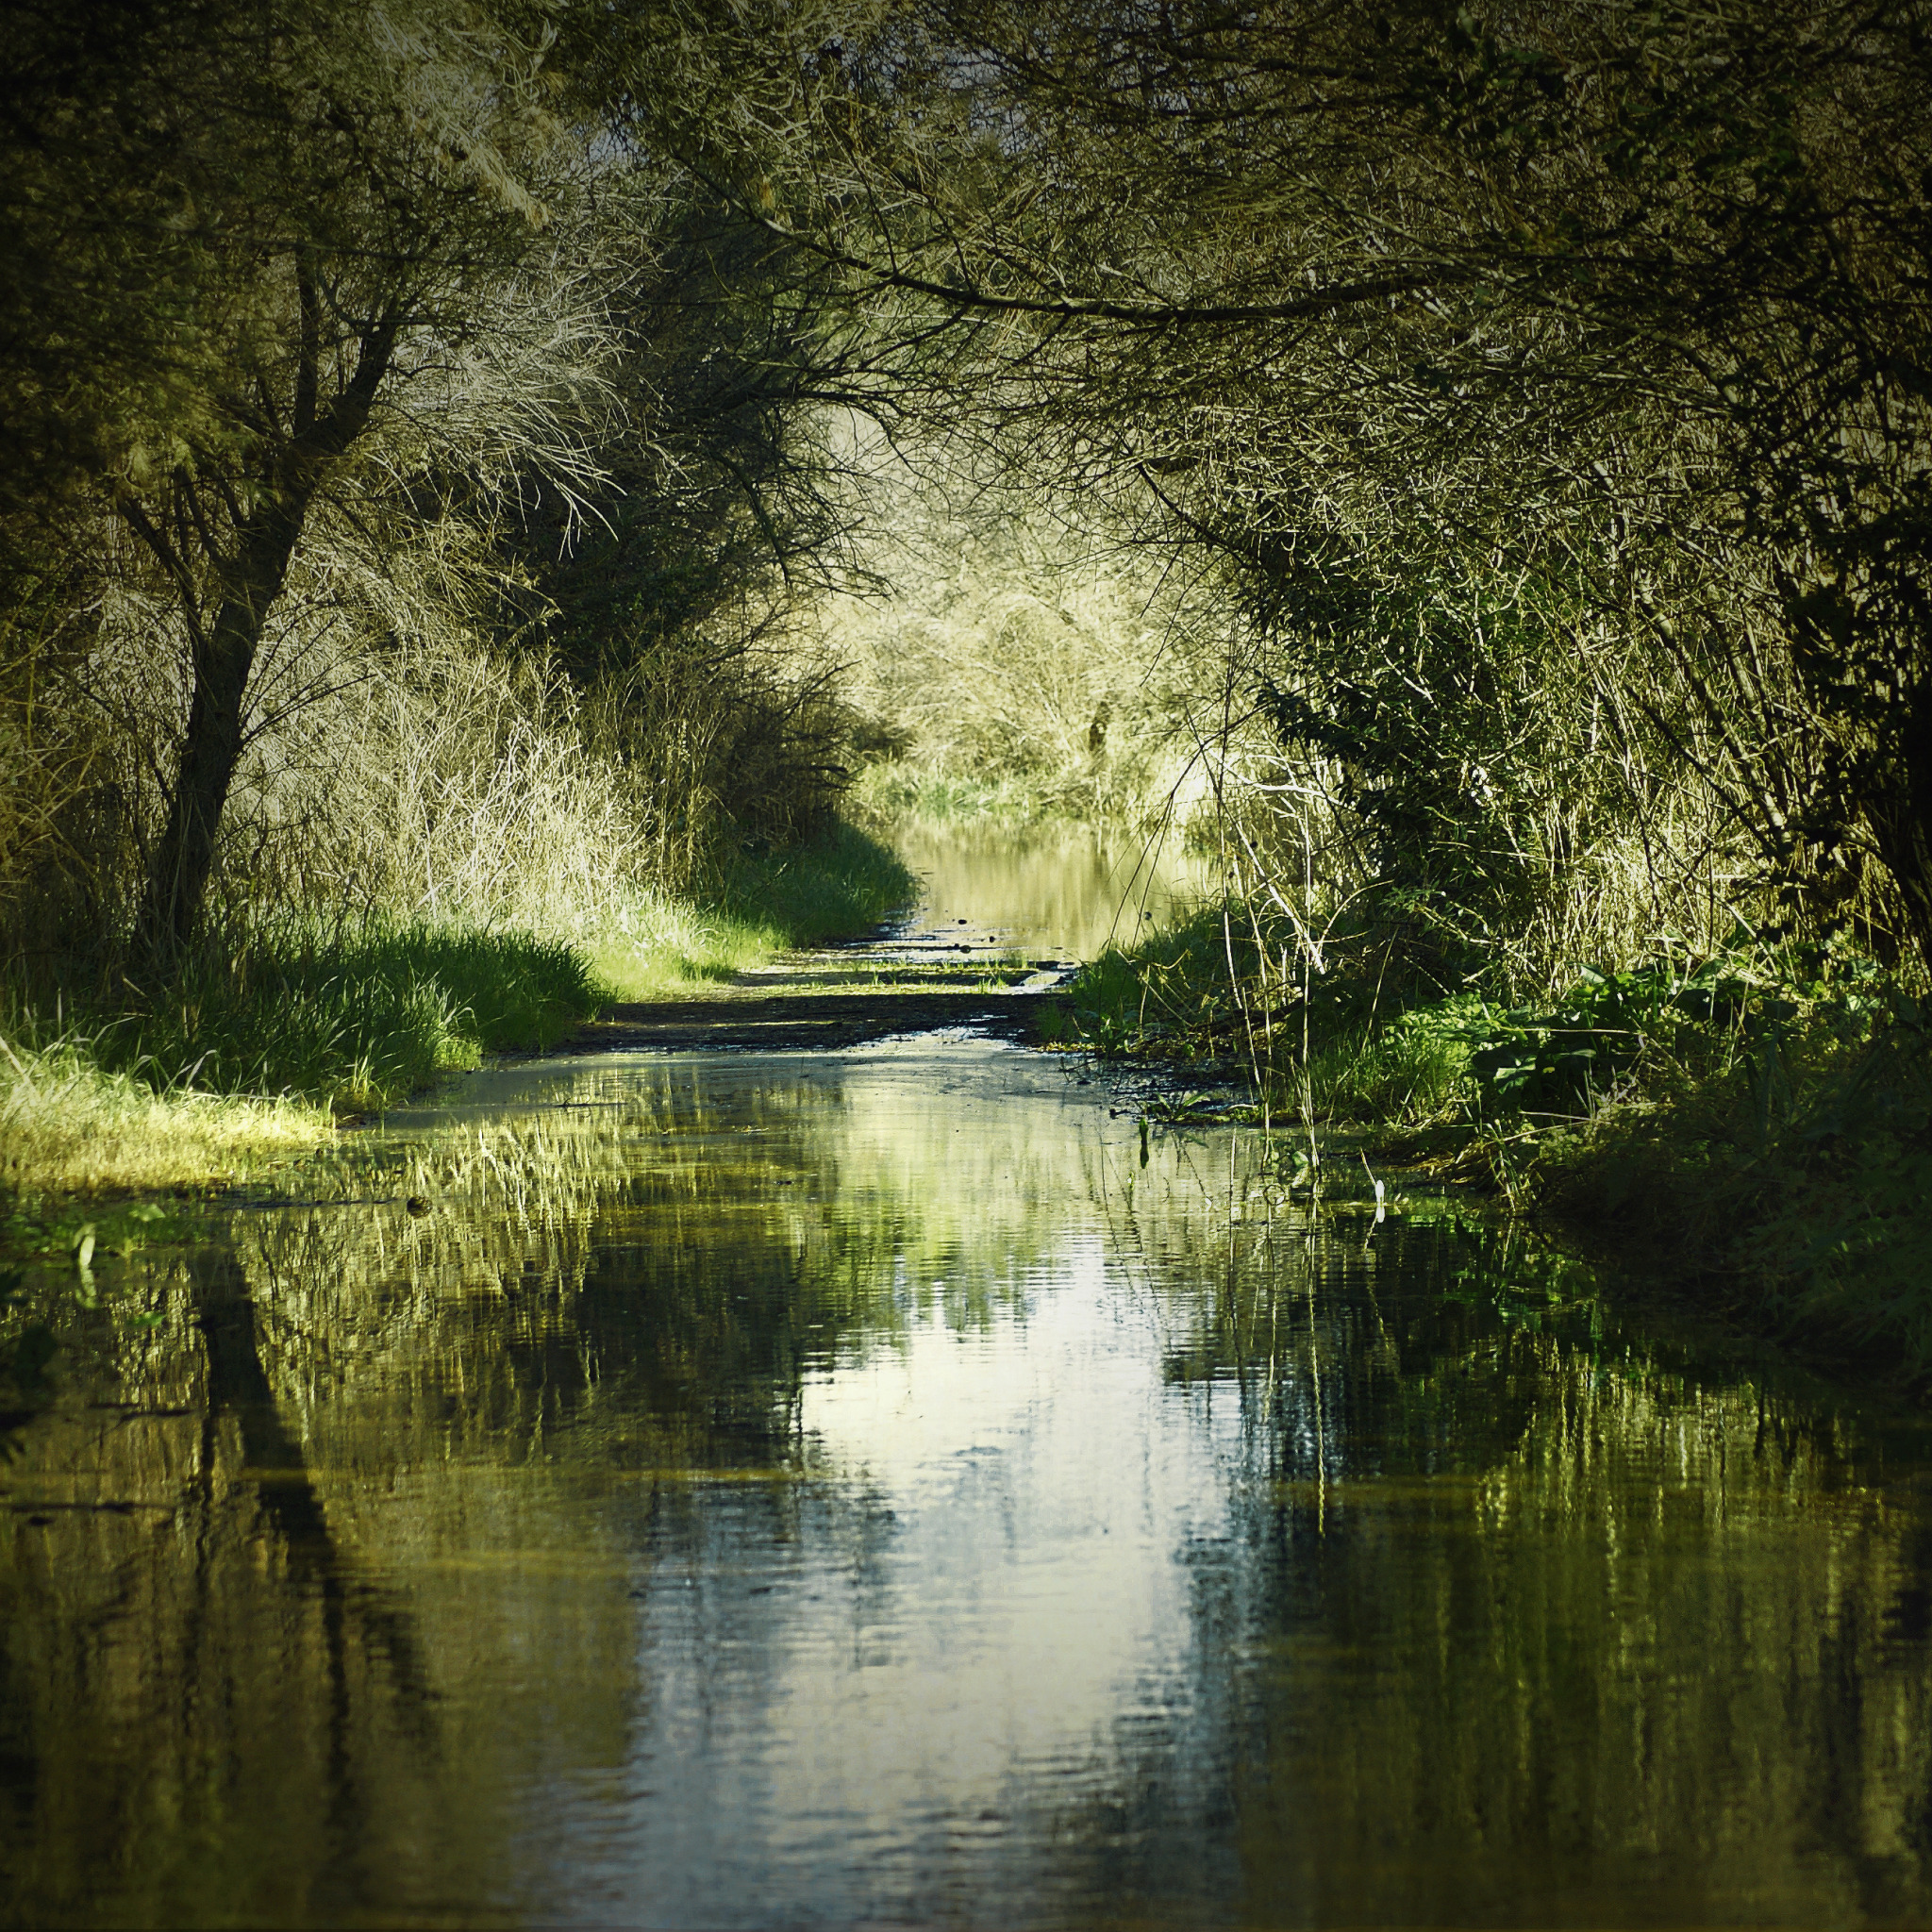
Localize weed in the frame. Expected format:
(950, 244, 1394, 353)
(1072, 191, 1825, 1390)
(1049, 903, 1932, 1377)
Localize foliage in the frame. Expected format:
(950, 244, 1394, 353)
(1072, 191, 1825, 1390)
(1054, 896, 1932, 1373)
(0, 0, 906, 972)
(684, 0, 1932, 968)
(821, 461, 1229, 838)
(1524, 988, 1932, 1373)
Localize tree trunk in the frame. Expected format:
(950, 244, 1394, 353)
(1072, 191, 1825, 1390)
(134, 507, 305, 966)
(130, 316, 396, 968)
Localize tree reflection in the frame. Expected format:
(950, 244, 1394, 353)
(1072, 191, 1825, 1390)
(3, 1056, 1931, 1926)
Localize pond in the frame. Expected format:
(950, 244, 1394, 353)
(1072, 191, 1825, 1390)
(3, 837, 1931, 1928)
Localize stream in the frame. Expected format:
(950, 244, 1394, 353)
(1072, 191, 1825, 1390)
(4, 829, 1932, 1927)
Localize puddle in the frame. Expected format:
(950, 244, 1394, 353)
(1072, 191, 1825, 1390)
(3, 842, 1931, 1927)
(0, 1042, 1924, 1932)
(885, 822, 1212, 962)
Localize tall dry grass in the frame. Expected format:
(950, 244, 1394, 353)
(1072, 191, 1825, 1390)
(2, 506, 876, 985)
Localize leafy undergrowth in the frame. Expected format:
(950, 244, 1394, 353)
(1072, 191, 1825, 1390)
(1049, 912, 1932, 1382)
(1514, 982, 1932, 1374)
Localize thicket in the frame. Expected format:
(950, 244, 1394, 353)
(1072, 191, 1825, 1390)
(8, 0, 1932, 1374)
(0, 0, 919, 1190)
(689, 0, 1930, 954)
(816, 447, 1232, 838)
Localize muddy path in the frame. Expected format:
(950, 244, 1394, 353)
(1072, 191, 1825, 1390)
(562, 910, 1076, 1054)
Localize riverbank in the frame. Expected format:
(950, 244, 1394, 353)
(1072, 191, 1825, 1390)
(1046, 908, 1932, 1387)
(0, 822, 915, 1210)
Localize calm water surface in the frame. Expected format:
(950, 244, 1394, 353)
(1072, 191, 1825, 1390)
(4, 846, 1932, 1928)
(887, 822, 1210, 959)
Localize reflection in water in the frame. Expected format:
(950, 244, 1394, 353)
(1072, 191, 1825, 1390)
(3, 1040, 1931, 1926)
(888, 822, 1211, 958)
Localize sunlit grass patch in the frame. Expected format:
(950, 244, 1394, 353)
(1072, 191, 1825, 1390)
(584, 892, 779, 998)
(3, 818, 912, 1208)
(589, 820, 917, 996)
(721, 819, 916, 944)
(0, 1033, 328, 1201)
(97, 921, 603, 1113)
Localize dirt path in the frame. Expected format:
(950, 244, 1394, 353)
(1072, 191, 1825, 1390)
(560, 916, 1076, 1054)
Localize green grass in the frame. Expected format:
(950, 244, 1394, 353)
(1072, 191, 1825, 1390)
(0, 918, 597, 1202)
(1517, 983, 1932, 1370)
(1046, 908, 1254, 1058)
(0, 1030, 329, 1202)
(590, 820, 917, 996)
(1303, 1000, 1481, 1122)
(90, 921, 604, 1113)
(724, 819, 916, 944)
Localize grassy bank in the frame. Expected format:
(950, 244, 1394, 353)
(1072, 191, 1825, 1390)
(1, 923, 602, 1208)
(2, 821, 915, 1208)
(1049, 908, 1932, 1382)
(589, 820, 916, 996)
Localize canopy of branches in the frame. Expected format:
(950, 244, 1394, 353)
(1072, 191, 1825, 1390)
(3, 0, 1929, 980)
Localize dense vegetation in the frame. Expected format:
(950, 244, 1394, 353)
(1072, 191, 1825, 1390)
(0, 0, 915, 1190)
(3, 0, 1928, 1368)
(809, 0, 1931, 1373)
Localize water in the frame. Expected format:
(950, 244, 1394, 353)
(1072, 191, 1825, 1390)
(4, 841, 1932, 1928)
(887, 822, 1211, 960)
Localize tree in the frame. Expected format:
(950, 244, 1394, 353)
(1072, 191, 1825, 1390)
(693, 0, 1932, 962)
(1, 0, 619, 963)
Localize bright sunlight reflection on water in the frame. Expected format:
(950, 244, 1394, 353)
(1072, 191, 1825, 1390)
(6, 1030, 1932, 1926)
